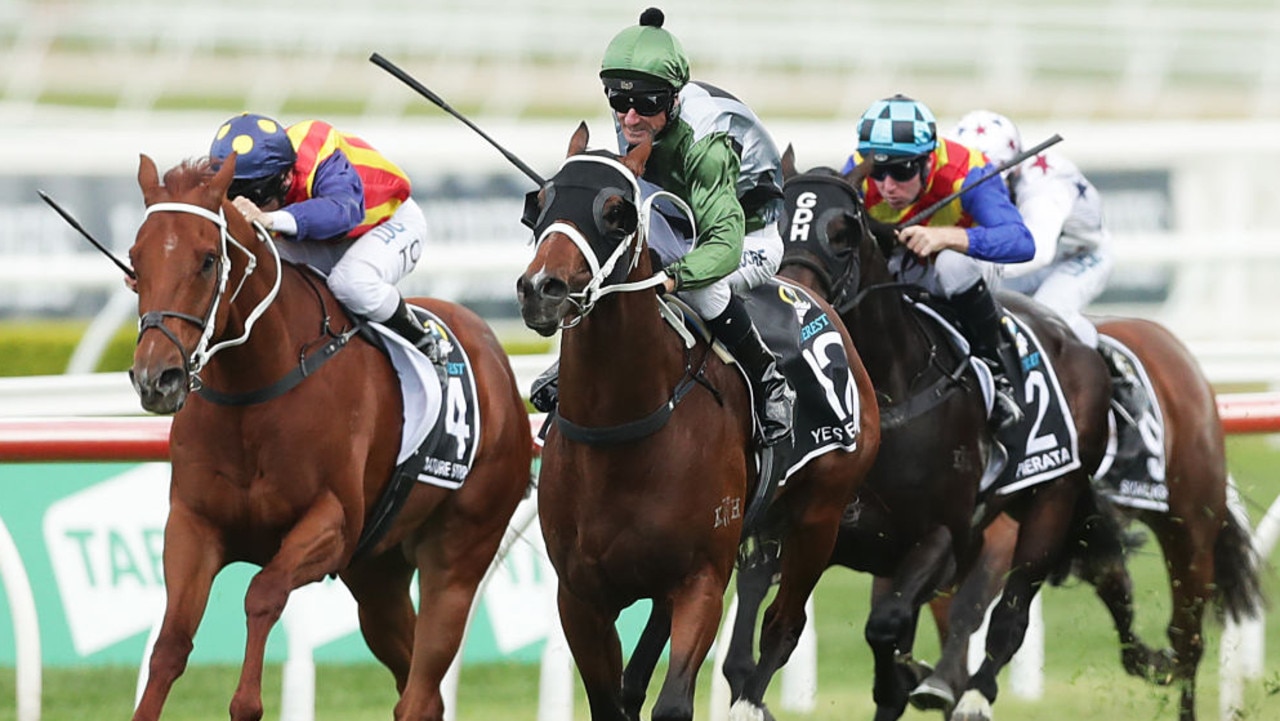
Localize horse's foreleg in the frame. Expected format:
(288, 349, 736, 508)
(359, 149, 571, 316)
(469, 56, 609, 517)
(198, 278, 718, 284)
(653, 570, 729, 721)
(966, 482, 1080, 710)
(231, 494, 348, 721)
(558, 584, 629, 721)
(341, 552, 417, 693)
(722, 545, 779, 702)
(913, 514, 1018, 713)
(865, 525, 953, 721)
(622, 603, 672, 721)
(133, 504, 223, 721)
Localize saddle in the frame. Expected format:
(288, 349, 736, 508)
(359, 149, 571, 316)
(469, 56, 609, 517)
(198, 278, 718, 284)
(1093, 336, 1169, 511)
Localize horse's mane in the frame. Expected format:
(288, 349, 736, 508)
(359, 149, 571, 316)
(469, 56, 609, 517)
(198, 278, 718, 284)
(161, 157, 218, 194)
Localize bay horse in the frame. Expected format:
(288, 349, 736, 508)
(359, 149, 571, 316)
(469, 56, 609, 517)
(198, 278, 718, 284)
(516, 124, 878, 721)
(922, 316, 1264, 721)
(127, 154, 530, 721)
(731, 151, 1112, 721)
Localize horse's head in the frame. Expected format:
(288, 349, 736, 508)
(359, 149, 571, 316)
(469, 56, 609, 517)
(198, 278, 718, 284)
(129, 153, 263, 413)
(777, 146, 881, 314)
(516, 122, 651, 336)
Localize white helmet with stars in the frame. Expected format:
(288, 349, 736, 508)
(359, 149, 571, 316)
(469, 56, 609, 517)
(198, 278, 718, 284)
(949, 110, 1022, 168)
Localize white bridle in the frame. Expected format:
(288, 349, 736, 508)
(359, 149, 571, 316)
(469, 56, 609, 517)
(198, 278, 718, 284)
(141, 201, 282, 375)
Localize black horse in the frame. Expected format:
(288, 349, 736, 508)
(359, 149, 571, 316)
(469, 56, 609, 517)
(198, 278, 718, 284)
(721, 151, 1115, 721)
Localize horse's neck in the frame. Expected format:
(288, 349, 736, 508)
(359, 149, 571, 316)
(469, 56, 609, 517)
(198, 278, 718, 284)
(847, 246, 939, 392)
(559, 283, 687, 420)
(203, 253, 319, 390)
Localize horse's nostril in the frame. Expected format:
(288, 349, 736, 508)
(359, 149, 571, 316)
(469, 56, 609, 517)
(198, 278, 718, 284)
(158, 367, 187, 393)
(539, 277, 569, 302)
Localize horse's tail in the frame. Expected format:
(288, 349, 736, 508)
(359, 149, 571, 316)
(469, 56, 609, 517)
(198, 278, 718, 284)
(1212, 501, 1267, 623)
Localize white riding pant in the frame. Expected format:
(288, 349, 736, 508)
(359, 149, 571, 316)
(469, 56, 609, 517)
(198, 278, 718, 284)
(726, 224, 783, 292)
(275, 198, 429, 322)
(889, 249, 1003, 298)
(1002, 249, 1113, 348)
(674, 224, 782, 320)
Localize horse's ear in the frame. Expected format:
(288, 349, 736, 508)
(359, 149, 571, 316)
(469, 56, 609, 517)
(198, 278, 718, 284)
(621, 139, 651, 178)
(845, 156, 873, 187)
(138, 154, 161, 205)
(208, 152, 237, 207)
(568, 122, 589, 157)
(781, 144, 797, 181)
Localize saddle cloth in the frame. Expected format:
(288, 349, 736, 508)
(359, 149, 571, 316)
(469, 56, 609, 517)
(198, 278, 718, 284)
(1093, 335, 1169, 512)
(370, 305, 481, 490)
(738, 278, 863, 481)
(909, 300, 1082, 497)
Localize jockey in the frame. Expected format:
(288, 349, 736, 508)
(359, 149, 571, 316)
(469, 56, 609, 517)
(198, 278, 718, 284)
(209, 113, 442, 361)
(947, 110, 1114, 350)
(842, 94, 1034, 431)
(533, 7, 794, 448)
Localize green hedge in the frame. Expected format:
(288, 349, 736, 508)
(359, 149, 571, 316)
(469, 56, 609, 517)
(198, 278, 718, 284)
(0, 321, 552, 377)
(0, 321, 136, 377)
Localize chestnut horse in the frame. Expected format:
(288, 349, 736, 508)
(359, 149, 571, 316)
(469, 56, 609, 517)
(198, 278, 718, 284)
(516, 125, 878, 721)
(739, 153, 1112, 721)
(923, 316, 1264, 721)
(128, 154, 530, 721)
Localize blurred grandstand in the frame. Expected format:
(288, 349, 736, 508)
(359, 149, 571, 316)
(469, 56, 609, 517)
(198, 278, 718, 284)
(4, 0, 1280, 121)
(2, 0, 1280, 371)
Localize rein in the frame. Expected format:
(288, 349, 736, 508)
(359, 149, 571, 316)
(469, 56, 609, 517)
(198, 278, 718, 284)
(139, 201, 354, 406)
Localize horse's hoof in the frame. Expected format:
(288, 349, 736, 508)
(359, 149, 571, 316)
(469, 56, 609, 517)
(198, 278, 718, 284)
(728, 698, 768, 721)
(909, 676, 956, 712)
(951, 689, 993, 721)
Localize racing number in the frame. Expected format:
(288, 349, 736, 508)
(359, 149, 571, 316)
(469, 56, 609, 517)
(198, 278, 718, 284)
(445, 375, 471, 459)
(1022, 369, 1058, 454)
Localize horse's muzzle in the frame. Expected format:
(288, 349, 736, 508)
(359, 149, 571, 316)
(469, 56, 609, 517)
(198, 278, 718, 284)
(129, 364, 189, 414)
(516, 273, 570, 337)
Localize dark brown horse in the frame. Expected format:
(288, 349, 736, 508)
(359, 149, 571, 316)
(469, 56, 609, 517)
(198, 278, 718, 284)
(923, 316, 1265, 721)
(732, 152, 1112, 721)
(127, 154, 530, 721)
(516, 125, 878, 721)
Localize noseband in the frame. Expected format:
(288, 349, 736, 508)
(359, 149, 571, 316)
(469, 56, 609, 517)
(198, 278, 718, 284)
(138, 201, 282, 385)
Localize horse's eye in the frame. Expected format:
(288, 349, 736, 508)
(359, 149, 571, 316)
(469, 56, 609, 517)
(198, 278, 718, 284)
(201, 252, 217, 274)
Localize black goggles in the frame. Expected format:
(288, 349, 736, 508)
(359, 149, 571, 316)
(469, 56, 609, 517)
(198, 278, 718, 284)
(228, 173, 288, 207)
(606, 88, 672, 117)
(868, 158, 926, 182)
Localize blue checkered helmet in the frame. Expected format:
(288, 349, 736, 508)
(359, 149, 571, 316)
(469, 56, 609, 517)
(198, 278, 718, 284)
(856, 94, 938, 163)
(209, 113, 296, 180)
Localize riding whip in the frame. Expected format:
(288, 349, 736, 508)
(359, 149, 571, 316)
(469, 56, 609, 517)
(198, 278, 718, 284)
(38, 190, 137, 279)
(899, 133, 1064, 229)
(369, 52, 547, 187)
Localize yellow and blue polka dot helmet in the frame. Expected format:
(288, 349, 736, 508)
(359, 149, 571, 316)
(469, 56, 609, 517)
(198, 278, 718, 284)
(209, 113, 296, 180)
(857, 94, 938, 163)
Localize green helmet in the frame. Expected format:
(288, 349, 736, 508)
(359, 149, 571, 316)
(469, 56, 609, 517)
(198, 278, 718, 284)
(600, 8, 689, 91)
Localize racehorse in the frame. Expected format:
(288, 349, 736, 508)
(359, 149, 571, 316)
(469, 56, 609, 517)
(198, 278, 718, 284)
(732, 150, 1112, 721)
(922, 316, 1264, 721)
(128, 154, 531, 721)
(516, 124, 878, 721)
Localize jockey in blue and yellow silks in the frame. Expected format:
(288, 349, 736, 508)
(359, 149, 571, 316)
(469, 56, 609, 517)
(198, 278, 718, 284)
(209, 113, 441, 359)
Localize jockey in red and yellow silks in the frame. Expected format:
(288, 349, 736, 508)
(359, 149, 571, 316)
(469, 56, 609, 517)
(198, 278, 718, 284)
(860, 137, 986, 229)
(285, 120, 412, 238)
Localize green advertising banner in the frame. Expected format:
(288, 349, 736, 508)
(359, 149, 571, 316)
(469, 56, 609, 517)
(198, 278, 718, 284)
(0, 461, 650, 669)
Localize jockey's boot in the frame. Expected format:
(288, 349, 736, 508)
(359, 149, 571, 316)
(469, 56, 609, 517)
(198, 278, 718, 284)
(707, 295, 795, 447)
(529, 360, 560, 413)
(1099, 345, 1147, 425)
(952, 280, 1023, 432)
(382, 298, 446, 368)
